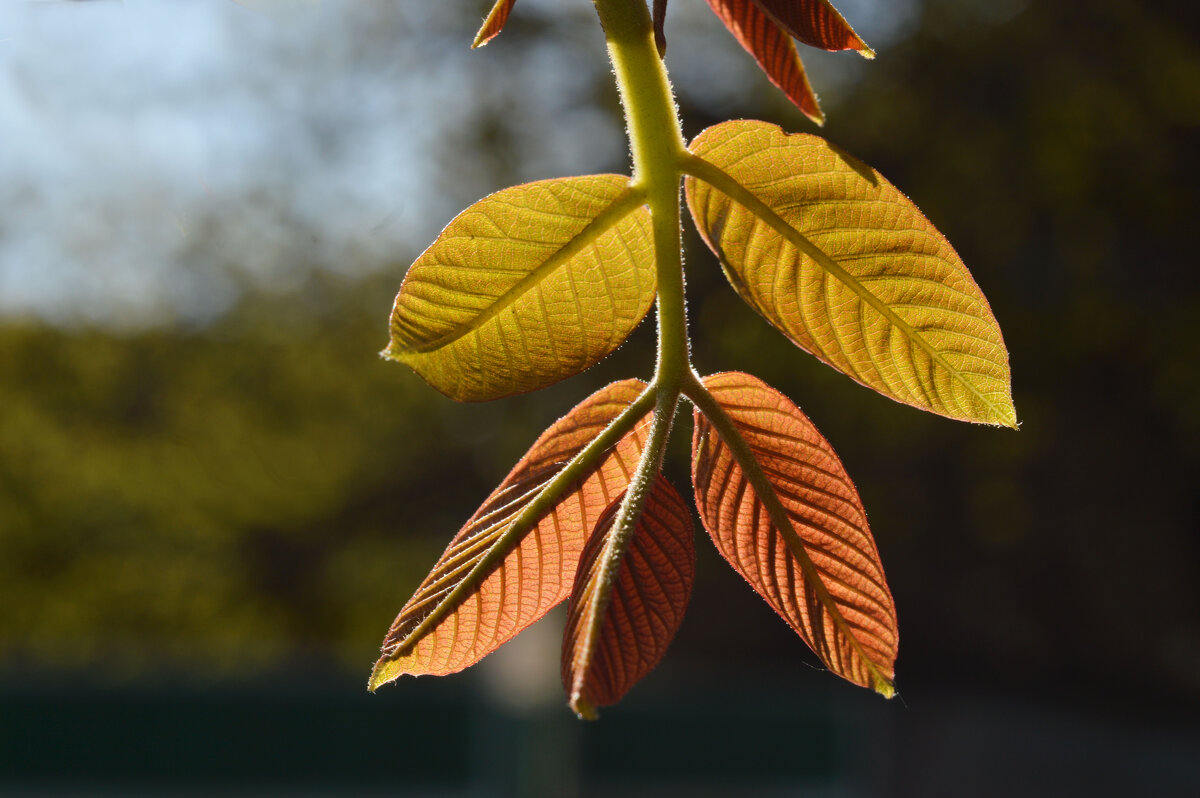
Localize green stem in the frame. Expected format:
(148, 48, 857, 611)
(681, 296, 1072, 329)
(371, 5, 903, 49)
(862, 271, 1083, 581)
(555, 1, 692, 717)
(592, 0, 689, 389)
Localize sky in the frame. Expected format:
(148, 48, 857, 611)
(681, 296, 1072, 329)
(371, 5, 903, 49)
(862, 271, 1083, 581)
(1, 1, 464, 326)
(0, 0, 924, 328)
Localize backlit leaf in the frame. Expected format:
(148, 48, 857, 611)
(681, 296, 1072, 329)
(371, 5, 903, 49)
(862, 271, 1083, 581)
(386, 175, 656, 402)
(562, 475, 695, 719)
(472, 0, 516, 48)
(653, 0, 668, 57)
(691, 372, 897, 695)
(705, 0, 824, 124)
(369, 380, 653, 689)
(685, 121, 1016, 427)
(755, 0, 873, 57)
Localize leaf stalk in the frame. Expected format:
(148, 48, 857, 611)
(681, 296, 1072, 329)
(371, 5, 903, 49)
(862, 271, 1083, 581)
(593, 0, 690, 389)
(557, 1, 697, 717)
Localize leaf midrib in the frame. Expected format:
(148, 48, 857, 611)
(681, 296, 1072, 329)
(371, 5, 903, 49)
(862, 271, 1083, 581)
(369, 384, 656, 690)
(686, 374, 896, 696)
(394, 185, 648, 357)
(683, 150, 1016, 427)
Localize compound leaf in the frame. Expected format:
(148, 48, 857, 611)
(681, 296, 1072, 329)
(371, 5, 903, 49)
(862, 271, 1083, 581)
(370, 380, 653, 689)
(386, 175, 655, 402)
(686, 120, 1016, 427)
(562, 474, 695, 719)
(691, 371, 898, 695)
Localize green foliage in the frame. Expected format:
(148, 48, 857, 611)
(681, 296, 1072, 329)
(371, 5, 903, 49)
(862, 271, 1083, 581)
(370, 0, 1015, 718)
(0, 282, 459, 674)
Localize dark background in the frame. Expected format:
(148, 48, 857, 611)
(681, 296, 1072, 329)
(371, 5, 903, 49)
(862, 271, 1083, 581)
(1, 0, 1198, 795)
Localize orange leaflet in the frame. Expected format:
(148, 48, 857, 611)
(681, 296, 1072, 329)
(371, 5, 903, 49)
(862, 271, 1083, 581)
(370, 379, 652, 689)
(705, 0, 824, 124)
(561, 475, 695, 719)
(691, 372, 898, 695)
(473, 0, 517, 48)
(754, 0, 872, 56)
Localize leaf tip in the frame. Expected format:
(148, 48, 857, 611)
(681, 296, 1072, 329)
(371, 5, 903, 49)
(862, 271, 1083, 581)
(379, 333, 410, 360)
(1006, 400, 1021, 429)
(994, 398, 1019, 430)
(367, 655, 401, 692)
(568, 692, 599, 721)
(652, 0, 668, 58)
(472, 0, 515, 50)
(857, 44, 876, 60)
(380, 341, 417, 369)
(872, 673, 896, 699)
(797, 98, 826, 126)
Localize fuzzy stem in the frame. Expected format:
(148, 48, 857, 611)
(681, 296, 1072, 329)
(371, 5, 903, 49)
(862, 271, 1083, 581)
(568, 385, 678, 719)
(557, 0, 693, 718)
(592, 0, 689, 390)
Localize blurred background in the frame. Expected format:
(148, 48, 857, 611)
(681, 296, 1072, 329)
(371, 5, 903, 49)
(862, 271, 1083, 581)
(1, 0, 1198, 795)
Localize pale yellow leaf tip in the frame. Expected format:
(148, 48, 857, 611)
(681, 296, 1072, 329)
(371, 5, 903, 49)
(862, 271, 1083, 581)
(569, 693, 600, 721)
(872, 673, 896, 699)
(802, 100, 826, 127)
(367, 656, 401, 692)
(997, 400, 1020, 430)
(852, 35, 875, 59)
(847, 24, 874, 58)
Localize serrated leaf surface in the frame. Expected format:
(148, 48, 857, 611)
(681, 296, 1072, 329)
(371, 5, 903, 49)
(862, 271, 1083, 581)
(370, 380, 652, 688)
(691, 371, 897, 694)
(562, 475, 695, 718)
(387, 175, 655, 402)
(686, 121, 1015, 426)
